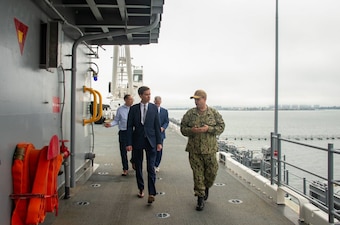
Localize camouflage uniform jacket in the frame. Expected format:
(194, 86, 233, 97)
(180, 106, 225, 154)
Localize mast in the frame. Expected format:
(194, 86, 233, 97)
(110, 45, 143, 111)
(111, 45, 132, 100)
(125, 45, 133, 95)
(111, 46, 119, 99)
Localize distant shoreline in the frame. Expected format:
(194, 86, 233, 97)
(168, 106, 340, 111)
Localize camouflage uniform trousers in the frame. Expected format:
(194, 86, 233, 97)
(189, 152, 218, 197)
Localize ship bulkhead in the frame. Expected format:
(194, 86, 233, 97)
(0, 0, 164, 224)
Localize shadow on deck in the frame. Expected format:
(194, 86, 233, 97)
(43, 125, 298, 225)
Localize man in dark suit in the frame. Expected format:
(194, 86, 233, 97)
(126, 86, 162, 204)
(154, 96, 169, 172)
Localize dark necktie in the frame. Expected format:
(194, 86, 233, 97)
(142, 104, 146, 124)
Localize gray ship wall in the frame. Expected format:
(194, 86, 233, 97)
(0, 0, 95, 224)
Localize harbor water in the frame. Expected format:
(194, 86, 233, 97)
(169, 109, 340, 190)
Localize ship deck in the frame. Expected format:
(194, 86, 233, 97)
(43, 124, 299, 225)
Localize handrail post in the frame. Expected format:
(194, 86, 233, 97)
(270, 132, 274, 185)
(270, 132, 280, 185)
(328, 143, 334, 223)
(277, 133, 281, 186)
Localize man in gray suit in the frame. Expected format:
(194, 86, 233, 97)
(154, 96, 169, 172)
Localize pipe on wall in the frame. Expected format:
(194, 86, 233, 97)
(43, 0, 97, 58)
(70, 14, 161, 187)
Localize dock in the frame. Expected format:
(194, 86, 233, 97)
(43, 124, 298, 225)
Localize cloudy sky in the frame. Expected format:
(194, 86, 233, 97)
(93, 0, 340, 108)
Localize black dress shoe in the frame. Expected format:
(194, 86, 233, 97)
(196, 196, 204, 211)
(204, 188, 209, 201)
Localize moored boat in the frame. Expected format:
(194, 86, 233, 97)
(309, 180, 340, 210)
(218, 140, 263, 172)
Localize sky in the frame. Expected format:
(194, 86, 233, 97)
(93, 0, 340, 108)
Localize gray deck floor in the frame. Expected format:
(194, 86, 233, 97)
(43, 124, 299, 225)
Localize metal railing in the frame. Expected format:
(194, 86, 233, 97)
(270, 132, 340, 223)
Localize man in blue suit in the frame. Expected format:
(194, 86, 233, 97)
(126, 86, 162, 205)
(154, 96, 169, 172)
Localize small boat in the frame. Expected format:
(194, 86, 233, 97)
(218, 140, 263, 172)
(309, 180, 340, 210)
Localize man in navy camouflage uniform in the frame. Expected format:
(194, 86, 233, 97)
(180, 89, 225, 211)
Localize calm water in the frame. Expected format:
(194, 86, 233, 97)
(169, 109, 340, 145)
(169, 109, 340, 188)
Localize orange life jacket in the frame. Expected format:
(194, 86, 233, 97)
(11, 142, 63, 225)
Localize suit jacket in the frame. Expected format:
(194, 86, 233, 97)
(159, 107, 169, 140)
(127, 103, 162, 149)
